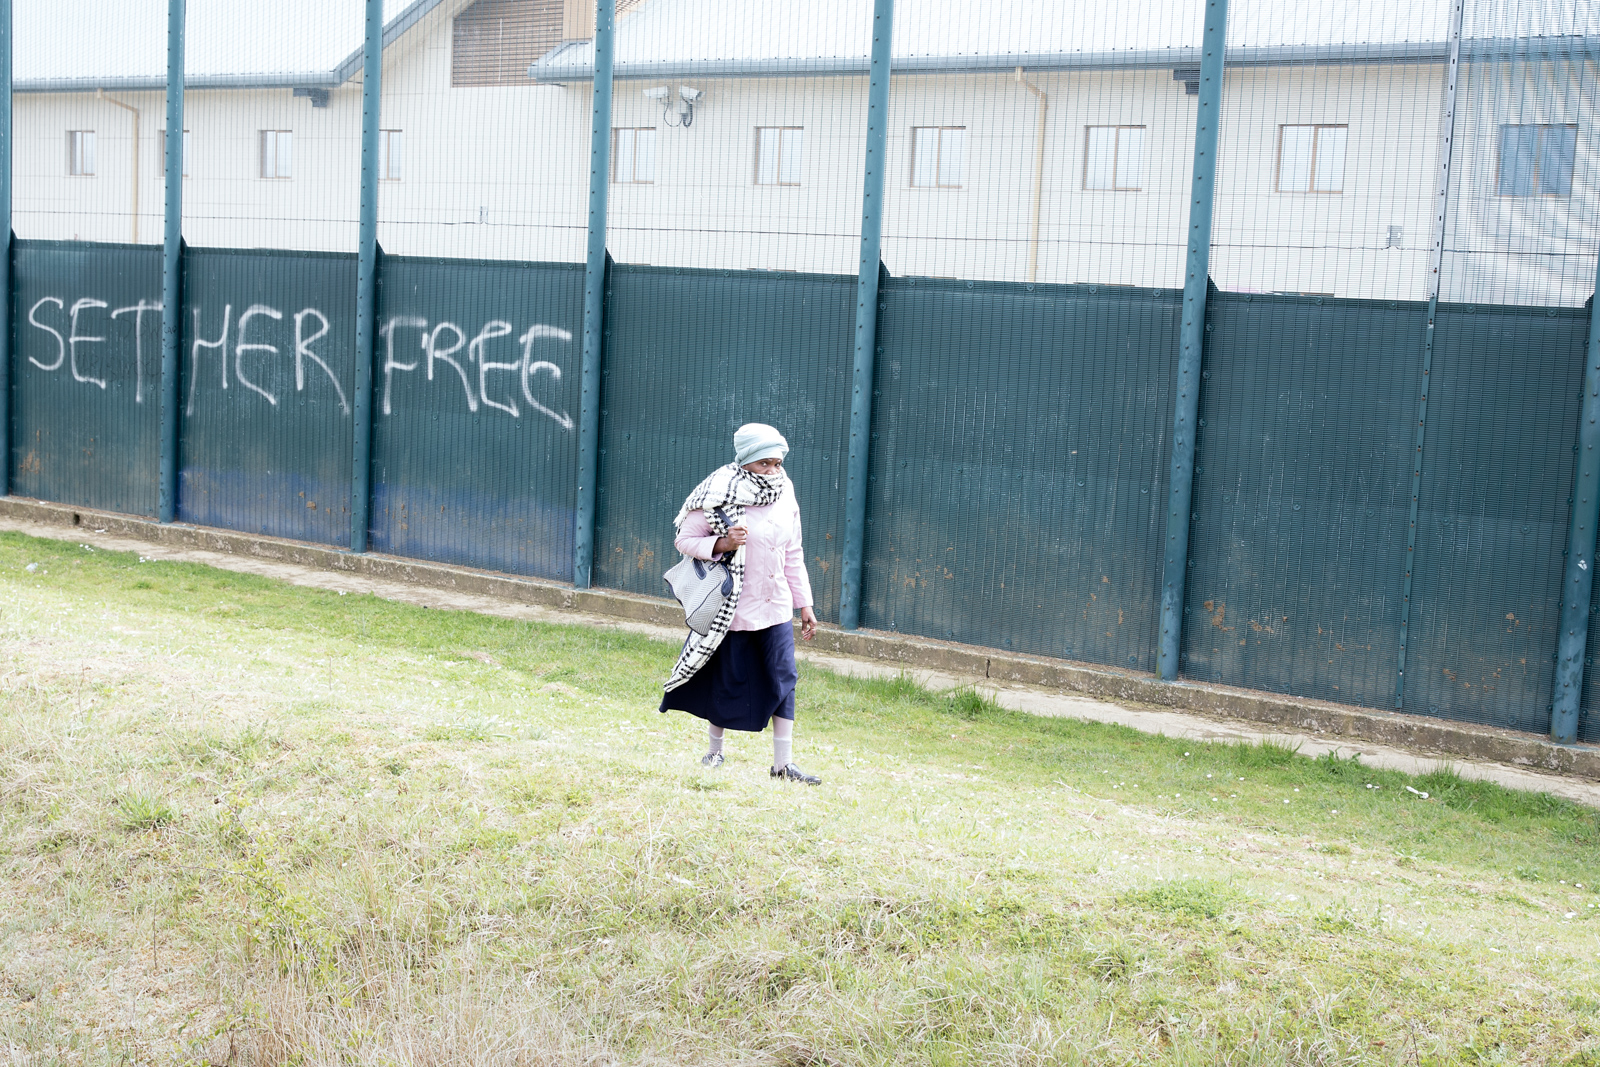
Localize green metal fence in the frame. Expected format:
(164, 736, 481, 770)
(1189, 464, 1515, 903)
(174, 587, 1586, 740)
(5, 0, 1600, 745)
(369, 255, 583, 580)
(177, 247, 357, 545)
(12, 241, 162, 519)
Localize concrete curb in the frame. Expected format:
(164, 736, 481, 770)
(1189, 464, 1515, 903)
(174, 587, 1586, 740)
(8, 495, 1600, 782)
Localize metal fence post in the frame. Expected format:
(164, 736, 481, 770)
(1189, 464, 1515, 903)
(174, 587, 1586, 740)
(1551, 298, 1600, 743)
(0, 0, 9, 500)
(572, 0, 615, 589)
(1156, 0, 1228, 680)
(349, 0, 383, 552)
(158, 0, 184, 522)
(837, 0, 895, 632)
(1395, 0, 1464, 709)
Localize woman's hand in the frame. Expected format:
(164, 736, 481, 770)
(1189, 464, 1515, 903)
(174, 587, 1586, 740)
(799, 606, 818, 641)
(712, 524, 748, 556)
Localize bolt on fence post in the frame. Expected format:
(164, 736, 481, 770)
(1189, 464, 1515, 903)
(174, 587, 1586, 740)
(349, 0, 383, 552)
(1551, 298, 1600, 744)
(158, 0, 184, 522)
(572, 0, 615, 590)
(838, 0, 895, 632)
(1156, 0, 1227, 681)
(1396, 0, 1463, 710)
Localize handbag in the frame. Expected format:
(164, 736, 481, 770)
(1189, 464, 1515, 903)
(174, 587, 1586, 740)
(663, 508, 736, 635)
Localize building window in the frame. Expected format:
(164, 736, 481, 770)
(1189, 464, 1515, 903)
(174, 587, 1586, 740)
(611, 127, 656, 184)
(379, 129, 403, 181)
(452, 0, 563, 87)
(756, 126, 803, 186)
(1277, 124, 1347, 193)
(68, 131, 96, 176)
(260, 130, 292, 179)
(158, 129, 190, 178)
(1084, 125, 1144, 191)
(911, 126, 965, 188)
(1498, 124, 1576, 196)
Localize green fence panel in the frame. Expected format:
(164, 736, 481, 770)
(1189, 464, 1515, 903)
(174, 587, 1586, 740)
(1181, 294, 1420, 709)
(12, 241, 162, 517)
(368, 256, 583, 580)
(1583, 460, 1600, 740)
(593, 265, 855, 618)
(1407, 303, 1589, 734)
(864, 279, 1180, 667)
(178, 248, 356, 545)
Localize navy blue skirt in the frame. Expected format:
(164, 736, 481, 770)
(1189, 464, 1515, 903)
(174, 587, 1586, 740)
(659, 622, 797, 732)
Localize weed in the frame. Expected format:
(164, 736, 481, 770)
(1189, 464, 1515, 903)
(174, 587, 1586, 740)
(1121, 879, 1239, 921)
(1230, 737, 1301, 768)
(1083, 936, 1151, 982)
(115, 789, 176, 832)
(946, 687, 1001, 721)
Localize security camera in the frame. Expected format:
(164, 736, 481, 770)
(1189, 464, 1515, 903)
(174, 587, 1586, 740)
(642, 86, 669, 99)
(678, 86, 703, 102)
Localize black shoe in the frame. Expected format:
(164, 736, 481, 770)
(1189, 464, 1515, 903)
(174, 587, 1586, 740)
(700, 752, 725, 768)
(771, 762, 821, 785)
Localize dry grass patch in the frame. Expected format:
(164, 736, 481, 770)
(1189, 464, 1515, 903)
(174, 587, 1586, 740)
(1, 531, 1599, 1064)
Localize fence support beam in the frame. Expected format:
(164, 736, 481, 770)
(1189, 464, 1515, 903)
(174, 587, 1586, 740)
(158, 0, 184, 522)
(1551, 300, 1600, 742)
(1396, 0, 1463, 709)
(0, 0, 8, 501)
(0, 0, 9, 500)
(837, 0, 895, 631)
(1156, 0, 1227, 680)
(349, 0, 383, 552)
(572, 0, 615, 589)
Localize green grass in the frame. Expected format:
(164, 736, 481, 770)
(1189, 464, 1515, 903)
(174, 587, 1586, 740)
(1, 529, 1599, 1064)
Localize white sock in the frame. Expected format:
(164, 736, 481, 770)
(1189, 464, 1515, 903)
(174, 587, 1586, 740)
(707, 725, 724, 756)
(772, 736, 792, 770)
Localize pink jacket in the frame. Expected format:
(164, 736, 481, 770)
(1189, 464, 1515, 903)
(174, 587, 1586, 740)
(675, 480, 814, 632)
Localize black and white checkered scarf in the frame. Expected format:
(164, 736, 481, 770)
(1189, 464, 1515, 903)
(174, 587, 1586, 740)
(662, 463, 786, 692)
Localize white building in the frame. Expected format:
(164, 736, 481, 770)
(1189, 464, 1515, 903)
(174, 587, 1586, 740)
(13, 0, 1599, 305)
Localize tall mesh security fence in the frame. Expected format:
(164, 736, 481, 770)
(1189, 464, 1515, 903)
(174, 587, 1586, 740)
(1421, 0, 1600, 734)
(367, 0, 589, 578)
(562, 5, 864, 618)
(169, 3, 371, 545)
(12, 3, 165, 515)
(1183, 0, 1449, 708)
(859, 3, 1197, 667)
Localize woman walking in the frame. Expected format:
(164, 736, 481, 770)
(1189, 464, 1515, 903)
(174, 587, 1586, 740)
(660, 423, 822, 784)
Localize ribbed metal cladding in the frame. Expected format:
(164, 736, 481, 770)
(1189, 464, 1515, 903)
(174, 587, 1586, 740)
(1182, 293, 1420, 710)
(861, 279, 1180, 667)
(1408, 303, 1588, 735)
(11, 242, 163, 518)
(176, 248, 357, 546)
(368, 256, 584, 581)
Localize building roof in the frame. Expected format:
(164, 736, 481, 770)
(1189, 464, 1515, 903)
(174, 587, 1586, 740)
(16, 0, 449, 93)
(532, 0, 1600, 82)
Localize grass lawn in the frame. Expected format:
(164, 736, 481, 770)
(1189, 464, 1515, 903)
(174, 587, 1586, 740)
(2, 530, 1600, 1065)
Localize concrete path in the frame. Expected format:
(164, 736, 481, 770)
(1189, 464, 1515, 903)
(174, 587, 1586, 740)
(8, 515, 1600, 809)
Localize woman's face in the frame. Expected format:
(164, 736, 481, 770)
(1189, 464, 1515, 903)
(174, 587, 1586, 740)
(741, 456, 784, 476)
